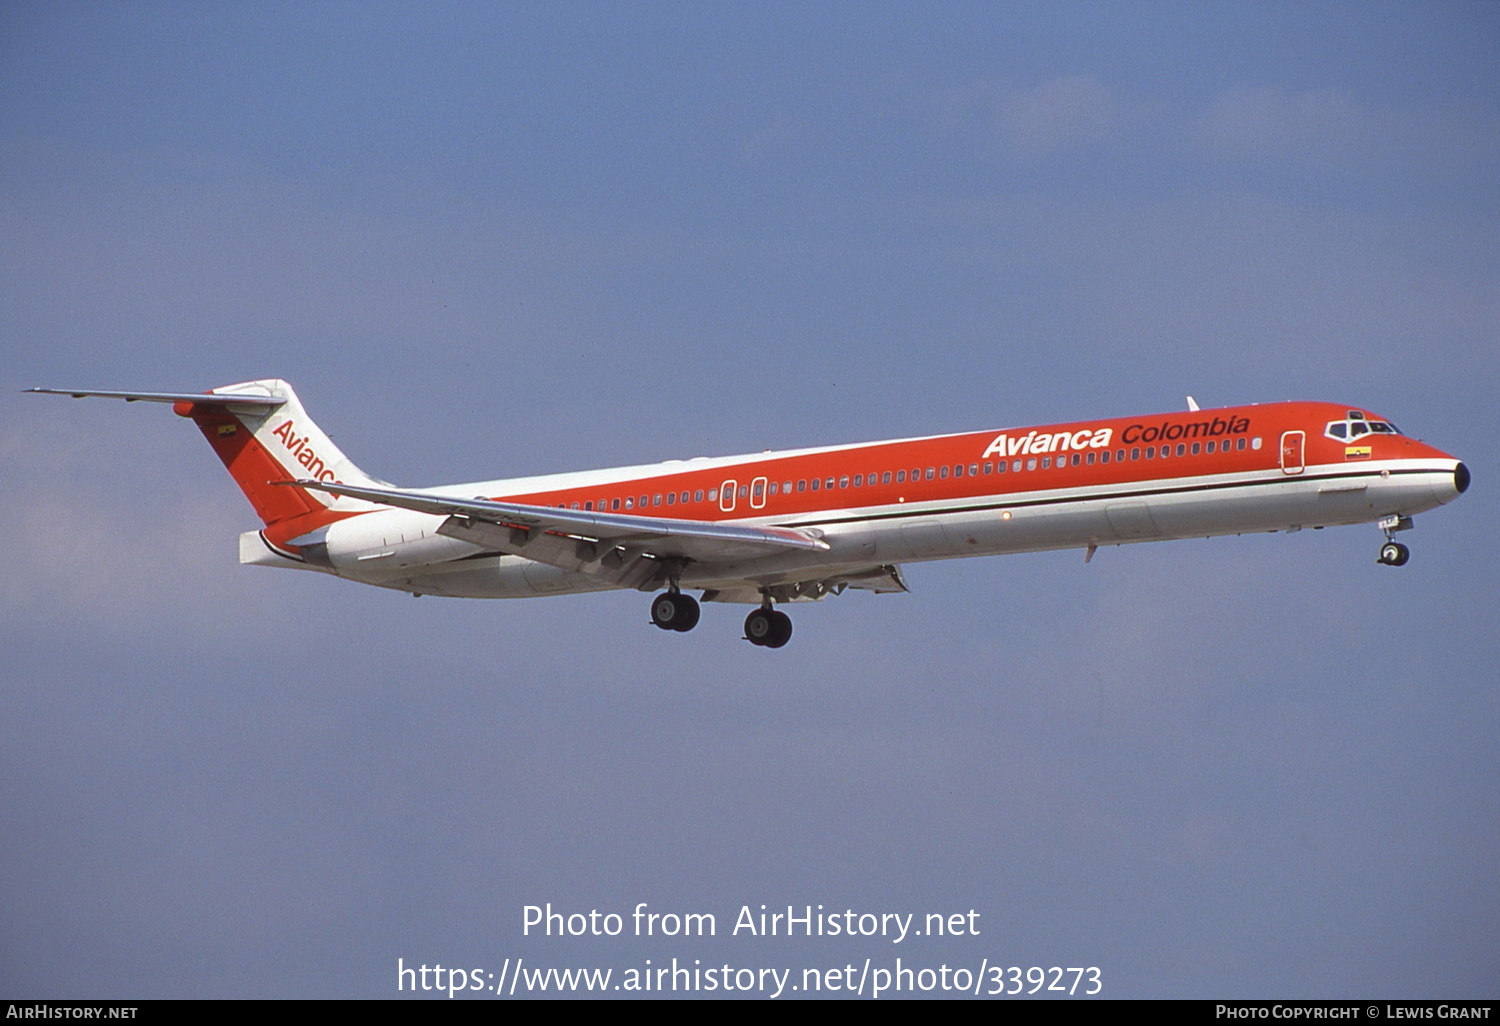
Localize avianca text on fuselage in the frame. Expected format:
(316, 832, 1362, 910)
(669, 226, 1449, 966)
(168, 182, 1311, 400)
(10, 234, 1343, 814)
(981, 426, 1114, 458)
(980, 413, 1249, 460)
(28, 381, 1469, 648)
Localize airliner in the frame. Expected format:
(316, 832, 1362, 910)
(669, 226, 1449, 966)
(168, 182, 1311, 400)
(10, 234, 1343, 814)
(31, 380, 1468, 647)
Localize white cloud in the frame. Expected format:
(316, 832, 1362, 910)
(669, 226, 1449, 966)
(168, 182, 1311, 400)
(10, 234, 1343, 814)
(739, 114, 814, 158)
(908, 188, 1499, 392)
(0, 403, 296, 635)
(1197, 86, 1364, 158)
(999, 75, 1124, 157)
(907, 74, 1132, 159)
(1194, 85, 1500, 175)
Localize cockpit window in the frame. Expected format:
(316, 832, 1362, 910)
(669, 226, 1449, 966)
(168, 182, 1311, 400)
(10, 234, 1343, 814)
(1325, 415, 1401, 443)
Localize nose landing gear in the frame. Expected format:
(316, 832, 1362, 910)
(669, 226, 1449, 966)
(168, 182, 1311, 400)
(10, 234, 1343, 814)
(1376, 515, 1413, 566)
(1378, 541, 1410, 566)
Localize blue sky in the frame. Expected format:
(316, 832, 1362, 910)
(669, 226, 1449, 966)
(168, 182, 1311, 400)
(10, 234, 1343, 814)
(2, 1, 1496, 998)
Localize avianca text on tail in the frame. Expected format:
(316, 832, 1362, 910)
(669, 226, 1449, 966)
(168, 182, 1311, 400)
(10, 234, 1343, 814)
(29, 381, 1469, 648)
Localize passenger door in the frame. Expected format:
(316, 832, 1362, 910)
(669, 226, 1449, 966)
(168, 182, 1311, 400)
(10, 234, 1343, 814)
(1280, 431, 1305, 475)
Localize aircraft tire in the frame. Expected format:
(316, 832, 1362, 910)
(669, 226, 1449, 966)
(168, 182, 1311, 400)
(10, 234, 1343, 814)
(764, 610, 793, 648)
(744, 608, 773, 645)
(670, 594, 700, 632)
(651, 592, 684, 630)
(745, 608, 792, 647)
(1379, 541, 1410, 566)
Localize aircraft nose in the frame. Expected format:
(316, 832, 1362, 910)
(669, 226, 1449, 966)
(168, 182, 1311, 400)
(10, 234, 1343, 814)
(1433, 461, 1470, 505)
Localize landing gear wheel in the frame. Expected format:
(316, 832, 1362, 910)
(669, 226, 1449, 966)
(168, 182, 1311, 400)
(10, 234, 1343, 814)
(1378, 541, 1410, 567)
(765, 610, 792, 648)
(651, 592, 700, 631)
(744, 608, 773, 645)
(650, 593, 678, 630)
(670, 593, 700, 631)
(744, 608, 792, 648)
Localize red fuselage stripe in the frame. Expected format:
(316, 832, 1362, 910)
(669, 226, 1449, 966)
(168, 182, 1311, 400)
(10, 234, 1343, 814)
(487, 401, 1446, 523)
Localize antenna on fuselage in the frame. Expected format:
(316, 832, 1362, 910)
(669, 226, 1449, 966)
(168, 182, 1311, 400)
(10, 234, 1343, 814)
(1186, 396, 1201, 412)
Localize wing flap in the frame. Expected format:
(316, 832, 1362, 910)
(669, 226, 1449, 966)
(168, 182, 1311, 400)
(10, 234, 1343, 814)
(700, 564, 909, 604)
(839, 563, 910, 593)
(435, 516, 663, 590)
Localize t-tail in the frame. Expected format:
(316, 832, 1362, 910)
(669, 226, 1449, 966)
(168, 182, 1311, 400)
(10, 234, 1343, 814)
(27, 379, 384, 527)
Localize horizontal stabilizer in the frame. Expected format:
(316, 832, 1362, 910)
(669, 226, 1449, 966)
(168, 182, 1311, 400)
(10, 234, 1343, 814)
(30, 380, 387, 526)
(27, 388, 286, 406)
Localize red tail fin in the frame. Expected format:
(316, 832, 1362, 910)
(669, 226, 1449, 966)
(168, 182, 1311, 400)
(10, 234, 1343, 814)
(170, 379, 385, 527)
(180, 405, 326, 524)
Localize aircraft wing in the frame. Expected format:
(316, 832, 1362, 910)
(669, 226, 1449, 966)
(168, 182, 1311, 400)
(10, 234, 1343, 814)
(292, 479, 830, 587)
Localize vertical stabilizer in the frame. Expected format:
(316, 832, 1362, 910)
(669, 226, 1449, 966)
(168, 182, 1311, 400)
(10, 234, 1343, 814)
(174, 379, 384, 526)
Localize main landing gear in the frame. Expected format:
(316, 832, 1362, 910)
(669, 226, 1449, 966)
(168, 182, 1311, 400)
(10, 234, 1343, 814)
(744, 605, 793, 649)
(649, 590, 794, 647)
(1376, 515, 1413, 566)
(650, 591, 700, 632)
